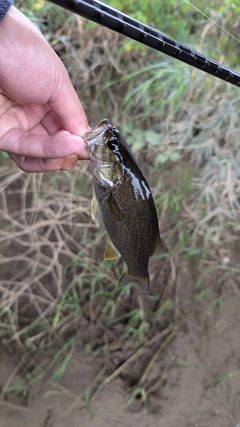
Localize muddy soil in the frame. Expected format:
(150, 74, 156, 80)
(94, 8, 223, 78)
(1, 285, 240, 427)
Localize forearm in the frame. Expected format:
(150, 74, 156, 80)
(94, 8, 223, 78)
(0, 0, 13, 21)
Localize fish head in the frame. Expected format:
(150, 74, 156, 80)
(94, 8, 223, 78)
(84, 119, 123, 185)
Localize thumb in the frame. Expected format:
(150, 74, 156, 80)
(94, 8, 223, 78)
(0, 128, 89, 159)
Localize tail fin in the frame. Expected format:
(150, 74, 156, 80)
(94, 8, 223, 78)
(119, 272, 149, 291)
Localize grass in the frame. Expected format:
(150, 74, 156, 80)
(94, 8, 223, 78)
(0, 154, 222, 409)
(1, 0, 240, 415)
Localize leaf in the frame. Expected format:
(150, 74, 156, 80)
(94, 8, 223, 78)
(156, 154, 168, 164)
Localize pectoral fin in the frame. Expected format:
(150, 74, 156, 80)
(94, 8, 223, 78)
(91, 195, 98, 221)
(107, 192, 124, 222)
(119, 272, 149, 291)
(104, 240, 121, 260)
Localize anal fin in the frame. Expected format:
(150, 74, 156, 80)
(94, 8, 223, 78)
(104, 240, 121, 260)
(155, 235, 167, 253)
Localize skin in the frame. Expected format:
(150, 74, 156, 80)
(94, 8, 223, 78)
(0, 6, 90, 172)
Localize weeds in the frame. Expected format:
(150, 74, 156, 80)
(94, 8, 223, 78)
(1, 0, 240, 416)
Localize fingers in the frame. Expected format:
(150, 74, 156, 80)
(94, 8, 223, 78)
(0, 6, 90, 172)
(0, 128, 89, 159)
(40, 110, 63, 135)
(49, 55, 90, 136)
(61, 154, 79, 170)
(9, 153, 79, 173)
(0, 6, 90, 138)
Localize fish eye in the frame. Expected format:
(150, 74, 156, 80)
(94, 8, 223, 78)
(107, 137, 118, 151)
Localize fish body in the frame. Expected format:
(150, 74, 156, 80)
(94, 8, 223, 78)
(84, 119, 164, 291)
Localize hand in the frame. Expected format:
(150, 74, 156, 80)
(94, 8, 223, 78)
(0, 6, 90, 172)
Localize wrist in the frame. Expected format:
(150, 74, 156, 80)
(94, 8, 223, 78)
(0, 0, 13, 21)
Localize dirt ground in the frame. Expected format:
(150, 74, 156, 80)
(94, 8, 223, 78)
(1, 162, 240, 427)
(1, 284, 240, 427)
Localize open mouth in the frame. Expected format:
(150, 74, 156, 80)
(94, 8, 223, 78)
(83, 119, 112, 146)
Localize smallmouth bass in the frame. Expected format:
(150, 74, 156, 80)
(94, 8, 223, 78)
(84, 119, 164, 291)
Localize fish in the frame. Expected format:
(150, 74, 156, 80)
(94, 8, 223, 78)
(84, 119, 165, 291)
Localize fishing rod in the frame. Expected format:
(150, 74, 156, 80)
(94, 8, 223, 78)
(48, 0, 240, 88)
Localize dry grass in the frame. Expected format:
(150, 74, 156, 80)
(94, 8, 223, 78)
(0, 160, 97, 348)
(1, 2, 240, 410)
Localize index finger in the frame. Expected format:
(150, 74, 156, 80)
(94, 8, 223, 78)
(48, 56, 90, 136)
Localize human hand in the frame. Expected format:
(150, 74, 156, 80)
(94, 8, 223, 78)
(0, 6, 90, 172)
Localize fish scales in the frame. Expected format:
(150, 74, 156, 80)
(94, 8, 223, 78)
(93, 172, 159, 278)
(84, 119, 164, 291)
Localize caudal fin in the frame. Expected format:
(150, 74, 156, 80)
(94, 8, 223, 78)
(119, 272, 149, 291)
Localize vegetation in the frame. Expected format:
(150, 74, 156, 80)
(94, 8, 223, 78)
(1, 0, 240, 415)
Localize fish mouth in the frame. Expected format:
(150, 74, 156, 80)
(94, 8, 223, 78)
(83, 119, 112, 150)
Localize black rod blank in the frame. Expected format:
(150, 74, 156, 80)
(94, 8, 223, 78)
(48, 0, 240, 88)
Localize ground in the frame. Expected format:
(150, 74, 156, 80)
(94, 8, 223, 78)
(1, 284, 240, 427)
(1, 160, 240, 427)
(1, 2, 240, 424)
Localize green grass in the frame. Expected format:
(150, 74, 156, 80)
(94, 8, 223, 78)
(1, 0, 240, 412)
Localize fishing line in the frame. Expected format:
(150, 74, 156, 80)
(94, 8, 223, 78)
(184, 0, 240, 44)
(48, 0, 240, 87)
